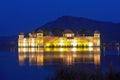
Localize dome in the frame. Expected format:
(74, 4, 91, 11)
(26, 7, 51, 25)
(19, 32, 24, 35)
(94, 30, 100, 34)
(64, 29, 73, 33)
(36, 29, 43, 33)
(30, 31, 36, 34)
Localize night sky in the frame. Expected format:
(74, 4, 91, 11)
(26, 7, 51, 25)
(0, 0, 120, 36)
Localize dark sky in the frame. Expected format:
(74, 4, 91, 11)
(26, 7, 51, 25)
(0, 0, 120, 36)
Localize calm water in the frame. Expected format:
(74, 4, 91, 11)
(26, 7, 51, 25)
(0, 47, 120, 80)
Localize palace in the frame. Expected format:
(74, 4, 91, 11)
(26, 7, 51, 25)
(18, 29, 100, 47)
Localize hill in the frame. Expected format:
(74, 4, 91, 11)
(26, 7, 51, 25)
(35, 16, 120, 42)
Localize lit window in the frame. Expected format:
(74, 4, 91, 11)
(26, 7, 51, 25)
(88, 42, 93, 47)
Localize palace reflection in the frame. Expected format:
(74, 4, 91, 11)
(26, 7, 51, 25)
(18, 47, 100, 66)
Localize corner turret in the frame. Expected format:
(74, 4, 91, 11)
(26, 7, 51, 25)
(94, 30, 100, 46)
(19, 32, 24, 39)
(94, 30, 100, 38)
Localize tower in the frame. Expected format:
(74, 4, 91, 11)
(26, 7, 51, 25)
(94, 30, 100, 38)
(19, 32, 24, 39)
(36, 30, 43, 38)
(36, 30, 43, 47)
(18, 32, 24, 47)
(94, 30, 100, 46)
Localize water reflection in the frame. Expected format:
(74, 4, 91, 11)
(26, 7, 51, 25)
(18, 47, 100, 66)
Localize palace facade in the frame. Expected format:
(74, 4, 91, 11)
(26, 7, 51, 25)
(18, 29, 100, 47)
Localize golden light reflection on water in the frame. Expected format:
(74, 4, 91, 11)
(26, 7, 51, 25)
(18, 47, 100, 66)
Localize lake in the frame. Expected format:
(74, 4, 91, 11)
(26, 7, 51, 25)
(0, 47, 120, 80)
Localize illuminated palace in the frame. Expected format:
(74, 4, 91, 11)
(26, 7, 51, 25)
(18, 29, 100, 47)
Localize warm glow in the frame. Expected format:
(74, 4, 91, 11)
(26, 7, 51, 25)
(46, 43, 50, 46)
(59, 42, 64, 46)
(44, 48, 95, 52)
(31, 43, 35, 46)
(59, 39, 64, 46)
(18, 31, 100, 47)
(72, 48, 77, 51)
(60, 48, 64, 52)
(66, 55, 73, 65)
(65, 33, 74, 37)
(18, 47, 100, 66)
(88, 47, 93, 51)
(94, 53, 100, 65)
(19, 48, 43, 52)
(18, 30, 101, 66)
(72, 42, 77, 47)
(88, 42, 93, 47)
